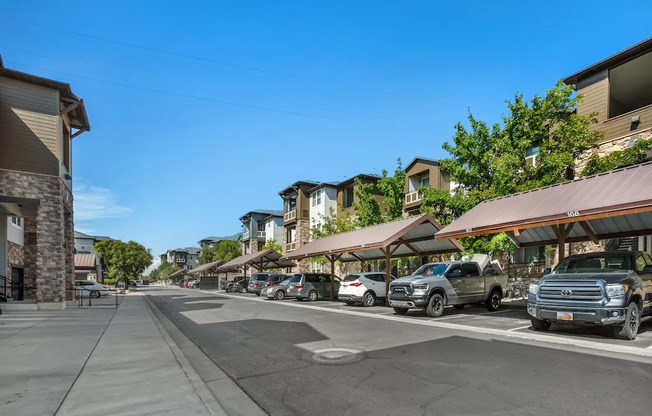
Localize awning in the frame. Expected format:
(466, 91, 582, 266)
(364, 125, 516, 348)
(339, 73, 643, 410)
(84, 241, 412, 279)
(285, 213, 463, 262)
(215, 249, 296, 274)
(435, 162, 652, 259)
(188, 260, 224, 275)
(74, 254, 96, 270)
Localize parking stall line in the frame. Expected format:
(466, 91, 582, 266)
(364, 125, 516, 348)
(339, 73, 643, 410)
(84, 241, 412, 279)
(508, 325, 532, 332)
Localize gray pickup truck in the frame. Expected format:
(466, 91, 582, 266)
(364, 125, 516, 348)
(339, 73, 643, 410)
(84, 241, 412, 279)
(388, 260, 508, 317)
(528, 251, 652, 340)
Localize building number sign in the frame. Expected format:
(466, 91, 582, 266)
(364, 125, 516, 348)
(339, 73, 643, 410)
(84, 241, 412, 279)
(566, 210, 580, 218)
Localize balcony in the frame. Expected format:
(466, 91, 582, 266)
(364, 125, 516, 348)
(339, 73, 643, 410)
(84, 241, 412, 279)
(286, 242, 296, 252)
(284, 210, 297, 223)
(405, 191, 422, 205)
(256, 231, 266, 238)
(175, 258, 186, 263)
(242, 230, 250, 241)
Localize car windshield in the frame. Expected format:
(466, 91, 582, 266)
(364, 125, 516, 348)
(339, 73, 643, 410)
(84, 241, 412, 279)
(413, 263, 448, 276)
(553, 255, 631, 273)
(343, 274, 360, 282)
(289, 275, 301, 283)
(253, 274, 268, 281)
(279, 278, 291, 286)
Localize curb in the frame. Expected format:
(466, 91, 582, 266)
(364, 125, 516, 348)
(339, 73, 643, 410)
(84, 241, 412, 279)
(143, 295, 267, 416)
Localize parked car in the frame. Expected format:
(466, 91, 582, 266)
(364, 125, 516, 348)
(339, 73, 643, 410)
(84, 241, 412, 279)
(338, 272, 396, 307)
(248, 273, 288, 296)
(528, 251, 652, 340)
(389, 261, 507, 317)
(74, 280, 110, 298)
(287, 273, 340, 301)
(230, 278, 250, 293)
(188, 279, 199, 288)
(261, 277, 293, 300)
(222, 276, 245, 292)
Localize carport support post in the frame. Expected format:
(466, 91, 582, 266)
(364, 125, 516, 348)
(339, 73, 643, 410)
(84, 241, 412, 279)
(324, 255, 336, 301)
(381, 247, 391, 307)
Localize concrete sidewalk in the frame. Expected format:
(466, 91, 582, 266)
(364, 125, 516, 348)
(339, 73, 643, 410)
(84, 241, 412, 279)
(0, 295, 226, 416)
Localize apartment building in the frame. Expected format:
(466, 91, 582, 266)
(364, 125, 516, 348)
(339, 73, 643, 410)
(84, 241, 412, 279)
(403, 157, 451, 216)
(0, 61, 90, 308)
(161, 248, 200, 270)
(240, 209, 283, 254)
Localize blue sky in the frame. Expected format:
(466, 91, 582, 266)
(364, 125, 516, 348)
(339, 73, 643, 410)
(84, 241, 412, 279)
(2, 1, 651, 266)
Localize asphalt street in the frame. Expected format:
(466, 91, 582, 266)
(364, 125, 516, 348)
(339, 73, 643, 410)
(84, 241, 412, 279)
(147, 286, 652, 416)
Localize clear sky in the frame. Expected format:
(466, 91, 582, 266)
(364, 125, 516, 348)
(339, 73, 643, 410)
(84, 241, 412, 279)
(2, 1, 651, 268)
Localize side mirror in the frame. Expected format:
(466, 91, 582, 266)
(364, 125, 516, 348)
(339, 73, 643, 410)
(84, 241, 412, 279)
(642, 265, 652, 274)
(543, 268, 552, 275)
(447, 269, 463, 278)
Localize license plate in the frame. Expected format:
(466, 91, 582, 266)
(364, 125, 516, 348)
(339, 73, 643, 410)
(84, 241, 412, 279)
(391, 301, 409, 308)
(557, 312, 573, 321)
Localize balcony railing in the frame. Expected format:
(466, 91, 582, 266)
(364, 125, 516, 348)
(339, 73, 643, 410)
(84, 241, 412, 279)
(256, 231, 266, 238)
(284, 210, 297, 222)
(405, 191, 422, 205)
(286, 242, 296, 252)
(176, 258, 186, 263)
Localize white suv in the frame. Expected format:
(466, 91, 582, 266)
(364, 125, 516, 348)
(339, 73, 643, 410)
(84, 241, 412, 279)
(338, 272, 395, 307)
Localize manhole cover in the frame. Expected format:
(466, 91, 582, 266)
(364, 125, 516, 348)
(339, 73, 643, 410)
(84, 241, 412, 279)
(305, 348, 364, 365)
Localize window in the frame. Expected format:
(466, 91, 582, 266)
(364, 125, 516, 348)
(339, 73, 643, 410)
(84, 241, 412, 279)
(343, 187, 354, 208)
(311, 261, 322, 273)
(10, 216, 22, 227)
(311, 190, 322, 207)
(524, 246, 545, 263)
(257, 222, 265, 232)
(419, 174, 429, 188)
(287, 198, 297, 212)
(461, 263, 480, 276)
(526, 145, 540, 158)
(609, 51, 652, 118)
(287, 227, 296, 243)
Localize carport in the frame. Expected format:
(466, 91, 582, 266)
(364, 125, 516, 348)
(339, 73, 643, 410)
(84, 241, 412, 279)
(188, 260, 224, 276)
(435, 162, 652, 260)
(284, 214, 464, 303)
(215, 249, 296, 276)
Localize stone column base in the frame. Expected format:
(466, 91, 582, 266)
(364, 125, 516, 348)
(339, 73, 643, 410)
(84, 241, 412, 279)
(37, 302, 67, 311)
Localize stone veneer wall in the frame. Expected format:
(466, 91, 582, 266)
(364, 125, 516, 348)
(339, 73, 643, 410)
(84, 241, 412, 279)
(7, 241, 24, 278)
(574, 129, 652, 176)
(0, 169, 72, 305)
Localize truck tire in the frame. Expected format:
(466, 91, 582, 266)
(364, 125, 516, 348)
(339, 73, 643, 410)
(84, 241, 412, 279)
(485, 288, 502, 311)
(425, 293, 445, 318)
(393, 307, 408, 315)
(530, 318, 551, 331)
(613, 302, 640, 340)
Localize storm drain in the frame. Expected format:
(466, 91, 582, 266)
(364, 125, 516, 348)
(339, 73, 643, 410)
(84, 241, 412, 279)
(305, 348, 365, 365)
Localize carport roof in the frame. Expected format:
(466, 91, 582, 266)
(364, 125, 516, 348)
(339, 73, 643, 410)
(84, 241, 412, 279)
(215, 249, 296, 272)
(284, 214, 463, 262)
(435, 162, 652, 247)
(188, 260, 224, 275)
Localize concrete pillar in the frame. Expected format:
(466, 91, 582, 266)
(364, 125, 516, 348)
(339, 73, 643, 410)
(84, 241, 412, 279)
(0, 215, 6, 279)
(23, 216, 37, 299)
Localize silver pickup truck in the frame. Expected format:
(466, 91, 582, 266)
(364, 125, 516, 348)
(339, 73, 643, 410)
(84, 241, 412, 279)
(528, 251, 652, 340)
(388, 260, 508, 317)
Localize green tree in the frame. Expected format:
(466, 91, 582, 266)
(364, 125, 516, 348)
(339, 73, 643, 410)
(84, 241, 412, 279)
(198, 244, 216, 265)
(95, 240, 152, 287)
(261, 239, 283, 254)
(353, 177, 382, 227)
(311, 208, 356, 239)
(377, 158, 406, 221)
(423, 81, 602, 255)
(213, 240, 242, 262)
(149, 259, 181, 282)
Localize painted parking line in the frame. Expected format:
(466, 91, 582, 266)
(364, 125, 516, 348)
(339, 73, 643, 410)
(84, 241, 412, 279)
(508, 325, 532, 332)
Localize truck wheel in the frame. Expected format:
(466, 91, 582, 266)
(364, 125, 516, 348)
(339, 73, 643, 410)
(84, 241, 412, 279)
(531, 318, 551, 331)
(613, 302, 640, 340)
(393, 307, 408, 315)
(485, 289, 502, 311)
(425, 293, 445, 317)
(453, 304, 465, 310)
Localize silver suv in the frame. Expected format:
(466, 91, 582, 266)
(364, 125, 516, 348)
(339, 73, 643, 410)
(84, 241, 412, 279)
(247, 273, 287, 296)
(286, 273, 340, 301)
